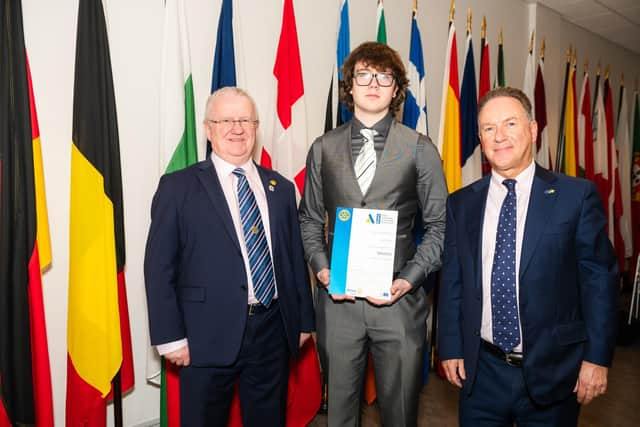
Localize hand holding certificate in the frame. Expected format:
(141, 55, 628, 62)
(329, 207, 398, 300)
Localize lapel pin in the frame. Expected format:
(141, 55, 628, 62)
(269, 180, 276, 192)
(544, 188, 556, 195)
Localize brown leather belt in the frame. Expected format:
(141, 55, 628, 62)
(481, 339, 523, 367)
(247, 299, 278, 316)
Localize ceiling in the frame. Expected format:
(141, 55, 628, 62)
(533, 0, 640, 55)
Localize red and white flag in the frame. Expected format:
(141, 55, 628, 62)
(261, 0, 309, 198)
(578, 71, 594, 180)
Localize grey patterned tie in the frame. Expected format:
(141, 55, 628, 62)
(354, 128, 378, 194)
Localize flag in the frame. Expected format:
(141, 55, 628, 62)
(66, 0, 134, 425)
(534, 52, 551, 169)
(376, 0, 386, 44)
(325, 0, 351, 132)
(495, 28, 505, 87)
(522, 32, 535, 113)
(631, 88, 640, 266)
(555, 50, 575, 175)
(207, 0, 237, 158)
(0, 2, 53, 425)
(460, 29, 481, 186)
(616, 83, 632, 259)
(478, 17, 491, 175)
(437, 21, 461, 193)
(151, 0, 200, 426)
(593, 72, 609, 215)
(578, 70, 594, 180)
(403, 9, 427, 134)
(603, 76, 625, 269)
(262, 0, 308, 196)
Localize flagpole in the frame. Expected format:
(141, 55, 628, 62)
(555, 46, 572, 172)
(113, 372, 123, 427)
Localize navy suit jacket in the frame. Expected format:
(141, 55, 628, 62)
(438, 165, 618, 405)
(145, 160, 314, 366)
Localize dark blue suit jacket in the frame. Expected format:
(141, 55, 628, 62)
(438, 165, 618, 405)
(145, 160, 314, 366)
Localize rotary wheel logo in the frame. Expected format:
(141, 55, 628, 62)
(338, 209, 351, 221)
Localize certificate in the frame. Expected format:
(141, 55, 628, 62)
(329, 207, 398, 300)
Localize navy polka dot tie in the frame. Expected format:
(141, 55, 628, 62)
(233, 168, 275, 307)
(491, 179, 520, 353)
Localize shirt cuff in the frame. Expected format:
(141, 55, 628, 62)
(156, 338, 188, 356)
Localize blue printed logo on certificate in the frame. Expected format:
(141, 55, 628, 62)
(329, 207, 398, 300)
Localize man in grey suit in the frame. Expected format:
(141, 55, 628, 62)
(299, 42, 447, 426)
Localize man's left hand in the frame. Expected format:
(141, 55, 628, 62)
(299, 332, 312, 348)
(366, 278, 412, 306)
(574, 361, 608, 405)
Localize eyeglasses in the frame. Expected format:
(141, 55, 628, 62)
(353, 71, 395, 87)
(207, 118, 259, 131)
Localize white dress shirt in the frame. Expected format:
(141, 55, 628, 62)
(480, 160, 535, 353)
(156, 154, 277, 356)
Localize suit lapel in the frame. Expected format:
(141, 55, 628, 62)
(196, 161, 241, 252)
(520, 165, 558, 278)
(468, 176, 490, 291)
(256, 165, 278, 252)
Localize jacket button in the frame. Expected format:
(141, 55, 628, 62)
(361, 201, 366, 207)
(475, 331, 480, 336)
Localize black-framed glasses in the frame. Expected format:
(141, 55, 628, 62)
(353, 71, 395, 87)
(207, 118, 259, 131)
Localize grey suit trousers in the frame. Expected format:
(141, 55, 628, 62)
(316, 286, 429, 427)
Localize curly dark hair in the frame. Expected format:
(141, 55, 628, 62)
(340, 41, 409, 115)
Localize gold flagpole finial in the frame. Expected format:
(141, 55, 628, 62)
(596, 61, 601, 76)
(467, 8, 472, 33)
(605, 64, 610, 79)
(499, 26, 503, 45)
(413, 0, 417, 13)
(541, 37, 545, 61)
(449, 0, 455, 22)
(528, 31, 535, 54)
(482, 16, 487, 39)
(566, 46, 572, 62)
(572, 48, 577, 67)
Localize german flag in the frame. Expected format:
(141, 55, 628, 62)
(0, 1, 53, 426)
(66, 0, 134, 425)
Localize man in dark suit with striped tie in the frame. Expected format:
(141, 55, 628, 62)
(144, 87, 314, 427)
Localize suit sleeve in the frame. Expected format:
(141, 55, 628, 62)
(144, 175, 186, 345)
(287, 182, 315, 333)
(437, 196, 464, 360)
(397, 136, 448, 289)
(576, 181, 619, 366)
(298, 138, 330, 274)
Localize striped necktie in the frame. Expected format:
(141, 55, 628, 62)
(232, 168, 275, 307)
(491, 179, 520, 353)
(354, 128, 378, 194)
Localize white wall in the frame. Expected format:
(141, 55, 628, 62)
(19, 0, 639, 425)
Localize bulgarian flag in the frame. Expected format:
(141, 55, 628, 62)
(437, 19, 461, 193)
(66, 0, 134, 425)
(0, 2, 53, 426)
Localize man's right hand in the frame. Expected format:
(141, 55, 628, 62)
(165, 345, 190, 367)
(442, 358, 466, 388)
(317, 268, 355, 301)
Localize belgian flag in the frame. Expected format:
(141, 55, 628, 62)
(0, 1, 53, 426)
(66, 0, 134, 425)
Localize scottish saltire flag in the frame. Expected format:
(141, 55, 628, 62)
(402, 10, 427, 134)
(460, 31, 481, 185)
(207, 0, 236, 158)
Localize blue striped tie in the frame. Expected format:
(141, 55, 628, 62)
(233, 168, 275, 307)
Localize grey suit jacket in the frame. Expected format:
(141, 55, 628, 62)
(299, 120, 447, 288)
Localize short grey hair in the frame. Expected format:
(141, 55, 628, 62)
(478, 86, 533, 121)
(204, 86, 259, 122)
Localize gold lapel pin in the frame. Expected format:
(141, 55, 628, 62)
(269, 179, 277, 192)
(544, 188, 556, 195)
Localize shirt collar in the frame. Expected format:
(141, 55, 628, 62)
(351, 112, 393, 139)
(210, 152, 256, 179)
(490, 160, 536, 191)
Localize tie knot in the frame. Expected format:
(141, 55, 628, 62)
(360, 128, 377, 144)
(232, 168, 246, 178)
(502, 179, 517, 193)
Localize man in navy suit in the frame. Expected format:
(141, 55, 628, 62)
(144, 87, 314, 427)
(438, 87, 618, 426)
